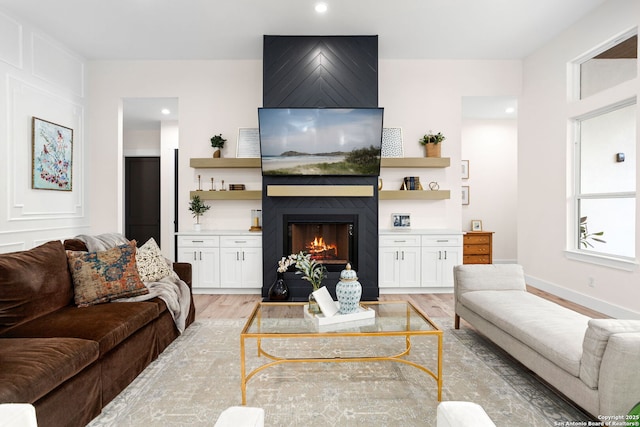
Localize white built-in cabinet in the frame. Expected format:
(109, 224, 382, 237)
(177, 232, 261, 292)
(219, 236, 262, 289)
(379, 230, 463, 291)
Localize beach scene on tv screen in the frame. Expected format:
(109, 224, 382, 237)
(259, 108, 383, 175)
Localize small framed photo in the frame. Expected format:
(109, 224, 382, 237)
(471, 220, 483, 231)
(461, 186, 469, 205)
(461, 160, 469, 179)
(392, 213, 411, 229)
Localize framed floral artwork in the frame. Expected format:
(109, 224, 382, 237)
(32, 117, 73, 191)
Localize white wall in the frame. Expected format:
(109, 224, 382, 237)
(0, 9, 88, 252)
(461, 119, 518, 262)
(519, 0, 640, 318)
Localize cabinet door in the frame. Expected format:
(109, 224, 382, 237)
(379, 247, 400, 287)
(439, 247, 461, 288)
(398, 247, 421, 287)
(220, 248, 243, 288)
(178, 248, 201, 288)
(420, 247, 440, 287)
(240, 247, 262, 288)
(198, 247, 220, 289)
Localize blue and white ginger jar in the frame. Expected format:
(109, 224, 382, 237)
(336, 263, 362, 314)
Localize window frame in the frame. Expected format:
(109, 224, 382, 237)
(566, 29, 638, 271)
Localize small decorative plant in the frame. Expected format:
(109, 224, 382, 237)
(419, 131, 446, 145)
(188, 195, 211, 224)
(279, 251, 327, 290)
(579, 216, 605, 248)
(210, 134, 227, 158)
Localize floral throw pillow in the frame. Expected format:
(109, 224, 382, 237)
(136, 237, 173, 282)
(67, 241, 148, 307)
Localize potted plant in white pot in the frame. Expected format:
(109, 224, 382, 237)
(419, 131, 445, 158)
(210, 134, 226, 158)
(188, 195, 210, 231)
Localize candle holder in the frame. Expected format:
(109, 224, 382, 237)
(250, 209, 262, 232)
(209, 177, 216, 191)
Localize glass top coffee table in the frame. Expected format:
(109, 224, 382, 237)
(240, 301, 443, 405)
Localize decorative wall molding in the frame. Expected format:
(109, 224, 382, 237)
(0, 11, 23, 69)
(31, 32, 84, 98)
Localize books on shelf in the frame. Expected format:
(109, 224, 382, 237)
(401, 176, 423, 190)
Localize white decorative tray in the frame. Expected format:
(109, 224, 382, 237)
(303, 304, 375, 326)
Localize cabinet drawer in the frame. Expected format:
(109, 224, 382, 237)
(220, 236, 261, 247)
(177, 236, 219, 247)
(463, 255, 491, 264)
(379, 235, 421, 247)
(463, 234, 490, 244)
(463, 244, 490, 255)
(421, 235, 462, 247)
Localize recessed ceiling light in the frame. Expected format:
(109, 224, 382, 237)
(161, 108, 171, 115)
(505, 107, 515, 114)
(315, 3, 328, 13)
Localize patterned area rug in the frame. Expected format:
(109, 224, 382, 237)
(88, 317, 592, 426)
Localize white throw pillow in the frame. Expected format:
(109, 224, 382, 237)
(136, 238, 173, 282)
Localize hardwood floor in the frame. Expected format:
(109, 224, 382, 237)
(193, 287, 608, 320)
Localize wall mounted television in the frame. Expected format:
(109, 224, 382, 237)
(258, 107, 384, 176)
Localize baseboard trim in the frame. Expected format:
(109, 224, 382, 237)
(525, 274, 640, 319)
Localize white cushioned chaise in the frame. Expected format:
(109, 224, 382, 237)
(454, 264, 640, 418)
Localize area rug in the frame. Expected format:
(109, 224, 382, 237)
(88, 317, 593, 426)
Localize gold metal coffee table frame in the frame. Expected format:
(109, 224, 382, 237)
(240, 301, 443, 405)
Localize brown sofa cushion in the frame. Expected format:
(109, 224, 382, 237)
(67, 241, 148, 307)
(0, 241, 73, 335)
(0, 302, 159, 355)
(0, 337, 99, 403)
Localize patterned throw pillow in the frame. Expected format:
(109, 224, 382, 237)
(136, 237, 173, 282)
(67, 241, 148, 307)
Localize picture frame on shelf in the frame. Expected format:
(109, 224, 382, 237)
(381, 127, 404, 157)
(32, 117, 73, 191)
(391, 213, 411, 229)
(236, 128, 260, 158)
(461, 186, 469, 205)
(461, 160, 469, 179)
(471, 220, 483, 231)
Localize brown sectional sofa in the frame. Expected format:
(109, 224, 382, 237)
(0, 239, 195, 427)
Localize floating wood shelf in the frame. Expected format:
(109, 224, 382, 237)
(267, 185, 374, 197)
(190, 158, 261, 168)
(380, 157, 450, 168)
(379, 190, 450, 200)
(190, 190, 261, 200)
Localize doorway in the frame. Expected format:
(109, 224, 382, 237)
(125, 157, 160, 245)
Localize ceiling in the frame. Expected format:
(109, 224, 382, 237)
(0, 0, 607, 61)
(0, 0, 606, 128)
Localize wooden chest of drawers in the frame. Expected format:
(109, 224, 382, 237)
(463, 232, 493, 264)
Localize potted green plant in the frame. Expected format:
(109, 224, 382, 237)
(419, 131, 445, 158)
(188, 195, 210, 231)
(210, 133, 227, 158)
(579, 216, 605, 248)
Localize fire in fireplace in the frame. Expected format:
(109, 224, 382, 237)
(285, 215, 357, 271)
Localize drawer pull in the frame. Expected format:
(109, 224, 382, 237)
(235, 240, 247, 244)
(393, 240, 407, 243)
(191, 240, 204, 243)
(436, 239, 449, 243)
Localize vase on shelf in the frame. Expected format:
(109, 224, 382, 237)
(193, 223, 202, 232)
(268, 272, 289, 301)
(424, 143, 441, 158)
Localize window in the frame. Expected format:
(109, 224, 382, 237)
(570, 29, 638, 268)
(579, 33, 637, 99)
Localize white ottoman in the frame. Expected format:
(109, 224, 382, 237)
(437, 401, 496, 427)
(214, 406, 264, 427)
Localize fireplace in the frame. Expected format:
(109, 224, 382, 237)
(285, 214, 357, 272)
(261, 175, 379, 302)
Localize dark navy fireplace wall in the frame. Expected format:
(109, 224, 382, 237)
(261, 175, 379, 301)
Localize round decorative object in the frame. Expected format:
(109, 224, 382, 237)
(335, 263, 362, 314)
(268, 272, 289, 301)
(429, 181, 440, 190)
